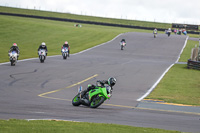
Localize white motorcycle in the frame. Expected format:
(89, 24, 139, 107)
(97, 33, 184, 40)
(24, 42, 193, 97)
(120, 42, 126, 50)
(38, 49, 46, 63)
(61, 47, 69, 59)
(9, 51, 18, 66)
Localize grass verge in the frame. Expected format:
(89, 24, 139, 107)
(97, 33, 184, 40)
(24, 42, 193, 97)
(179, 40, 200, 62)
(147, 64, 200, 106)
(0, 119, 182, 133)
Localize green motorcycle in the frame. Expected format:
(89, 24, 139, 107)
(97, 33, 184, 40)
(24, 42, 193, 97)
(72, 83, 113, 108)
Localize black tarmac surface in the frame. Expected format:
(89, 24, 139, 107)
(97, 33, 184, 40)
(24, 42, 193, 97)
(0, 32, 199, 133)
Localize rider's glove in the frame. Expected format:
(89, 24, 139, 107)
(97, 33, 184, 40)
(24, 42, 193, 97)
(91, 84, 95, 89)
(87, 84, 95, 91)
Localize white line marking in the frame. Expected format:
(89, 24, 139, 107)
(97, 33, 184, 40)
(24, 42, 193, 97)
(0, 34, 123, 66)
(29, 112, 46, 114)
(73, 33, 123, 55)
(26, 119, 81, 122)
(137, 36, 189, 101)
(175, 36, 188, 63)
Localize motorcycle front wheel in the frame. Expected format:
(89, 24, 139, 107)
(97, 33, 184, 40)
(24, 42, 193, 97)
(90, 95, 105, 108)
(121, 45, 124, 50)
(63, 53, 67, 59)
(11, 60, 15, 66)
(72, 94, 81, 106)
(40, 56, 45, 63)
(63, 56, 67, 59)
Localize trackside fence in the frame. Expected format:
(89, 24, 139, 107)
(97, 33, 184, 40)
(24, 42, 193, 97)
(187, 59, 200, 70)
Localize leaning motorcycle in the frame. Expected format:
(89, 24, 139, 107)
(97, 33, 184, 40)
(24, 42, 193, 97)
(72, 83, 113, 108)
(38, 49, 46, 63)
(61, 47, 69, 59)
(120, 42, 126, 50)
(9, 50, 18, 66)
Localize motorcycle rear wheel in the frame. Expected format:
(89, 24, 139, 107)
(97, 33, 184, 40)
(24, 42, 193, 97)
(90, 95, 105, 108)
(72, 94, 81, 106)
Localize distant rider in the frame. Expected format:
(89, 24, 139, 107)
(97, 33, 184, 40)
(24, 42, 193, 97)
(120, 39, 126, 46)
(8, 43, 20, 60)
(61, 41, 70, 57)
(167, 28, 172, 37)
(80, 77, 117, 101)
(153, 28, 157, 34)
(174, 29, 177, 34)
(38, 42, 48, 56)
(121, 39, 126, 44)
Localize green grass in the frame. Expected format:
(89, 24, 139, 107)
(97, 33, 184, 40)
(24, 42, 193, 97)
(188, 34, 200, 38)
(0, 119, 182, 133)
(0, 6, 171, 29)
(1, 6, 199, 37)
(179, 40, 200, 62)
(147, 64, 200, 106)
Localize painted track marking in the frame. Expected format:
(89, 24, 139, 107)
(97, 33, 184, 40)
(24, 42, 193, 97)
(38, 74, 98, 99)
(135, 107, 200, 116)
(38, 74, 136, 108)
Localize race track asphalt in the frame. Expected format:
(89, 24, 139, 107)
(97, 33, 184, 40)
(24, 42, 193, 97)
(0, 32, 199, 132)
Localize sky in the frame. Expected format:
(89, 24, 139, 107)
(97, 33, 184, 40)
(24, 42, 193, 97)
(0, 0, 200, 25)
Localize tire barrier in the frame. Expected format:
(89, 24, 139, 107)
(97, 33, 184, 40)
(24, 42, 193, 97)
(0, 12, 199, 35)
(187, 59, 200, 70)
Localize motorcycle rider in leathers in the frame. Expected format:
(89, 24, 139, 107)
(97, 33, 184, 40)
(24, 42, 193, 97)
(8, 43, 20, 60)
(61, 41, 70, 57)
(80, 77, 117, 105)
(153, 28, 157, 34)
(120, 39, 126, 44)
(38, 42, 48, 55)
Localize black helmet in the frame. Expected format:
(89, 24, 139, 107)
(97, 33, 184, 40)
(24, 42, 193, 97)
(108, 77, 116, 87)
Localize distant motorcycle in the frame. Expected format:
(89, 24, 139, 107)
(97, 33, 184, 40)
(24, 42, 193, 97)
(120, 41, 126, 50)
(9, 50, 18, 66)
(72, 83, 113, 108)
(61, 47, 69, 59)
(38, 49, 46, 63)
(167, 28, 171, 37)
